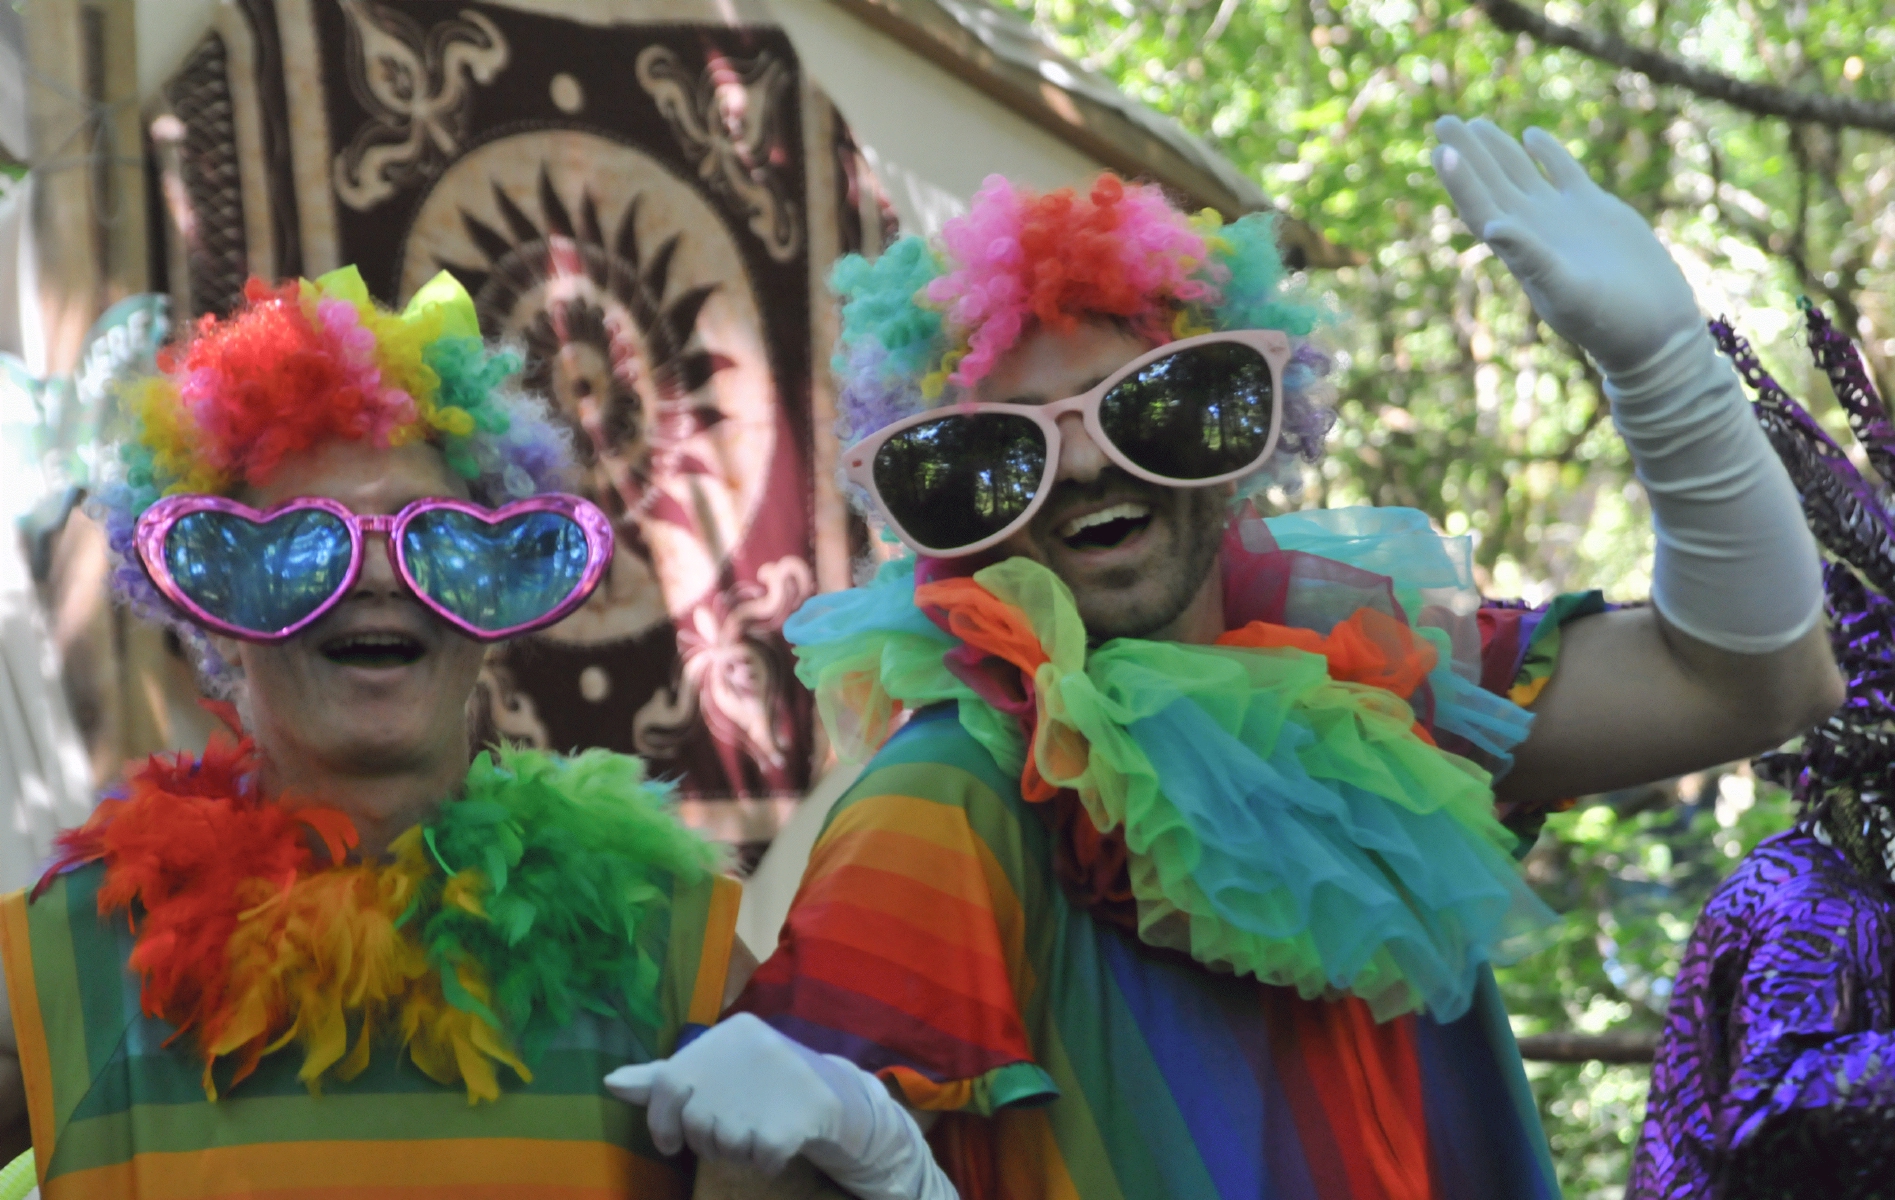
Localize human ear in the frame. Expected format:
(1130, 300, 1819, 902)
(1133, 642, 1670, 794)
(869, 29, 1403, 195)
(208, 634, 245, 677)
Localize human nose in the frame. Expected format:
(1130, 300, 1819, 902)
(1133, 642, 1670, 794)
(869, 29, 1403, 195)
(1052, 412, 1108, 484)
(351, 528, 408, 598)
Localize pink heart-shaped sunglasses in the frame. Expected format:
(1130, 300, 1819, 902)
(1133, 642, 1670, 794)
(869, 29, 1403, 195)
(135, 493, 614, 642)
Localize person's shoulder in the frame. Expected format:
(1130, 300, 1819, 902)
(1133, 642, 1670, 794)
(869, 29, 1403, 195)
(845, 704, 1024, 811)
(1700, 826, 1888, 941)
(817, 705, 1047, 878)
(18, 859, 104, 909)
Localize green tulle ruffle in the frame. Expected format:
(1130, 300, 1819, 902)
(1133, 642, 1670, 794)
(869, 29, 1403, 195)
(784, 509, 1554, 1021)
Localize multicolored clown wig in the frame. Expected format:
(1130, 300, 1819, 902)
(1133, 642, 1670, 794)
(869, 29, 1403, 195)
(830, 173, 1336, 493)
(92, 267, 575, 686)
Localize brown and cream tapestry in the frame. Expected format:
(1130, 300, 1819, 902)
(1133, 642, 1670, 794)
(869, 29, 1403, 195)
(152, 0, 895, 866)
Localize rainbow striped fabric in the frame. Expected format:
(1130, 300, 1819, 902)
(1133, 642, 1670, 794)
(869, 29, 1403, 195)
(0, 860, 739, 1199)
(740, 585, 1598, 1199)
(1479, 592, 1607, 841)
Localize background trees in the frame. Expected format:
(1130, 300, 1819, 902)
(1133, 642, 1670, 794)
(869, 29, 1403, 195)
(999, 0, 1893, 1191)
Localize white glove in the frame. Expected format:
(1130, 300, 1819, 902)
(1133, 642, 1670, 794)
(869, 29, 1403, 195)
(1431, 116, 1699, 375)
(1433, 116, 1821, 654)
(603, 1013, 958, 1200)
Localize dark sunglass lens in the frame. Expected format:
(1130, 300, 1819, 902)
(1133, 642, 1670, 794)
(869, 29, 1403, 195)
(403, 509, 591, 632)
(1099, 342, 1277, 480)
(164, 509, 353, 634)
(873, 414, 1047, 551)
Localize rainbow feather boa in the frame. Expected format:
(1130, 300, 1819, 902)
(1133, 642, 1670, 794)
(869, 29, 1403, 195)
(40, 736, 719, 1102)
(787, 506, 1556, 1022)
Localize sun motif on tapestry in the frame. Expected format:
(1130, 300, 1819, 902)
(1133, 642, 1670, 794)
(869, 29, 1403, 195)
(395, 132, 809, 784)
(397, 131, 783, 645)
(442, 168, 734, 551)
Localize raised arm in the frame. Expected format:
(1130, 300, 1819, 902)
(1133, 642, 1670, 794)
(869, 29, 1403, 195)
(1496, 608, 1836, 806)
(1432, 117, 1842, 808)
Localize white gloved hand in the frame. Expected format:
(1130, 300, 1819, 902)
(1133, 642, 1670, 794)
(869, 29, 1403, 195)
(1431, 116, 1699, 376)
(604, 1013, 957, 1200)
(1432, 114, 1822, 654)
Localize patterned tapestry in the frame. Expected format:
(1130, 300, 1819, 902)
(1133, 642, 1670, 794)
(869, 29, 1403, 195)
(153, 0, 895, 865)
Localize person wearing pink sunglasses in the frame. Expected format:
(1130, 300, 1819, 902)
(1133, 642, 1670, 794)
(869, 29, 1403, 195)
(630, 121, 1844, 1198)
(0, 271, 952, 1199)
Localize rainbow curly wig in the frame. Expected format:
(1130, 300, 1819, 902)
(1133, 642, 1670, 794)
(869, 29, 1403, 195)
(830, 173, 1337, 496)
(92, 266, 576, 686)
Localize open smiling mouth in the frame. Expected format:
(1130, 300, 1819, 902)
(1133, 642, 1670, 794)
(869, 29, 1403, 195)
(320, 633, 426, 668)
(1057, 502, 1153, 551)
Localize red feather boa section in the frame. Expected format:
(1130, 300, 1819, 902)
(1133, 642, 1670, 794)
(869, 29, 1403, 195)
(39, 728, 359, 1070)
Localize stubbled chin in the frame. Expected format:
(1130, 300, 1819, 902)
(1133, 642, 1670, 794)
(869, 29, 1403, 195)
(1021, 500, 1224, 641)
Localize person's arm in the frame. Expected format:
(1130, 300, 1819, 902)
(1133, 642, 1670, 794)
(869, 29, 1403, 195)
(1709, 878, 1895, 1195)
(1433, 117, 1842, 810)
(689, 936, 938, 1200)
(0, 969, 27, 1166)
(1495, 609, 1836, 806)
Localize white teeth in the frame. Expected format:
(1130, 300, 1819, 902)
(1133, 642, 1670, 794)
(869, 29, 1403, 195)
(325, 632, 421, 654)
(1057, 502, 1151, 540)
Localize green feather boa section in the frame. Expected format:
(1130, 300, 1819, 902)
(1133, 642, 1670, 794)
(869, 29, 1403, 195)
(411, 746, 723, 1061)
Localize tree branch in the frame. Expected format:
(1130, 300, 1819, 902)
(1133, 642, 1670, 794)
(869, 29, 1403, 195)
(1516, 1029, 1658, 1063)
(1469, 0, 1895, 134)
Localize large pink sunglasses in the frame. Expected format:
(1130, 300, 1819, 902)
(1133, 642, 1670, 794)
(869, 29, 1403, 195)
(135, 493, 614, 642)
(843, 329, 1292, 557)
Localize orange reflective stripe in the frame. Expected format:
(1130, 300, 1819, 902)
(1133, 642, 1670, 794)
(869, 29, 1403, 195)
(41, 1137, 683, 1200)
(0, 890, 53, 1185)
(685, 876, 741, 1027)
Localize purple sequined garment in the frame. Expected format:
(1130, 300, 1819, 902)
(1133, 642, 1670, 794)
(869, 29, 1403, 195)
(1629, 828, 1895, 1198)
(1633, 306, 1895, 1197)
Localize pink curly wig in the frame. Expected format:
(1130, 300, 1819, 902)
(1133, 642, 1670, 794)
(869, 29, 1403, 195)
(926, 174, 1221, 388)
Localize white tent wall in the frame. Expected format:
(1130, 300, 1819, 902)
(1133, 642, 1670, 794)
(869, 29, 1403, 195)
(0, 182, 93, 896)
(134, 0, 220, 100)
(0, 182, 33, 367)
(0, 506, 94, 897)
(765, 0, 1104, 234)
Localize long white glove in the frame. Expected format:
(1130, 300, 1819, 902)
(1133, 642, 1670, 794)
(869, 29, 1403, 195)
(1432, 116, 1822, 653)
(603, 1013, 957, 1200)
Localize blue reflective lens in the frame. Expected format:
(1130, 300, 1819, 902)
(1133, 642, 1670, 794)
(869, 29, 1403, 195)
(402, 509, 589, 632)
(164, 509, 354, 634)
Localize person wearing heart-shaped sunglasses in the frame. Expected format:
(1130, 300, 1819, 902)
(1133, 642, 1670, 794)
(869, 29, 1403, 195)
(0, 269, 954, 1200)
(637, 122, 1844, 1199)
